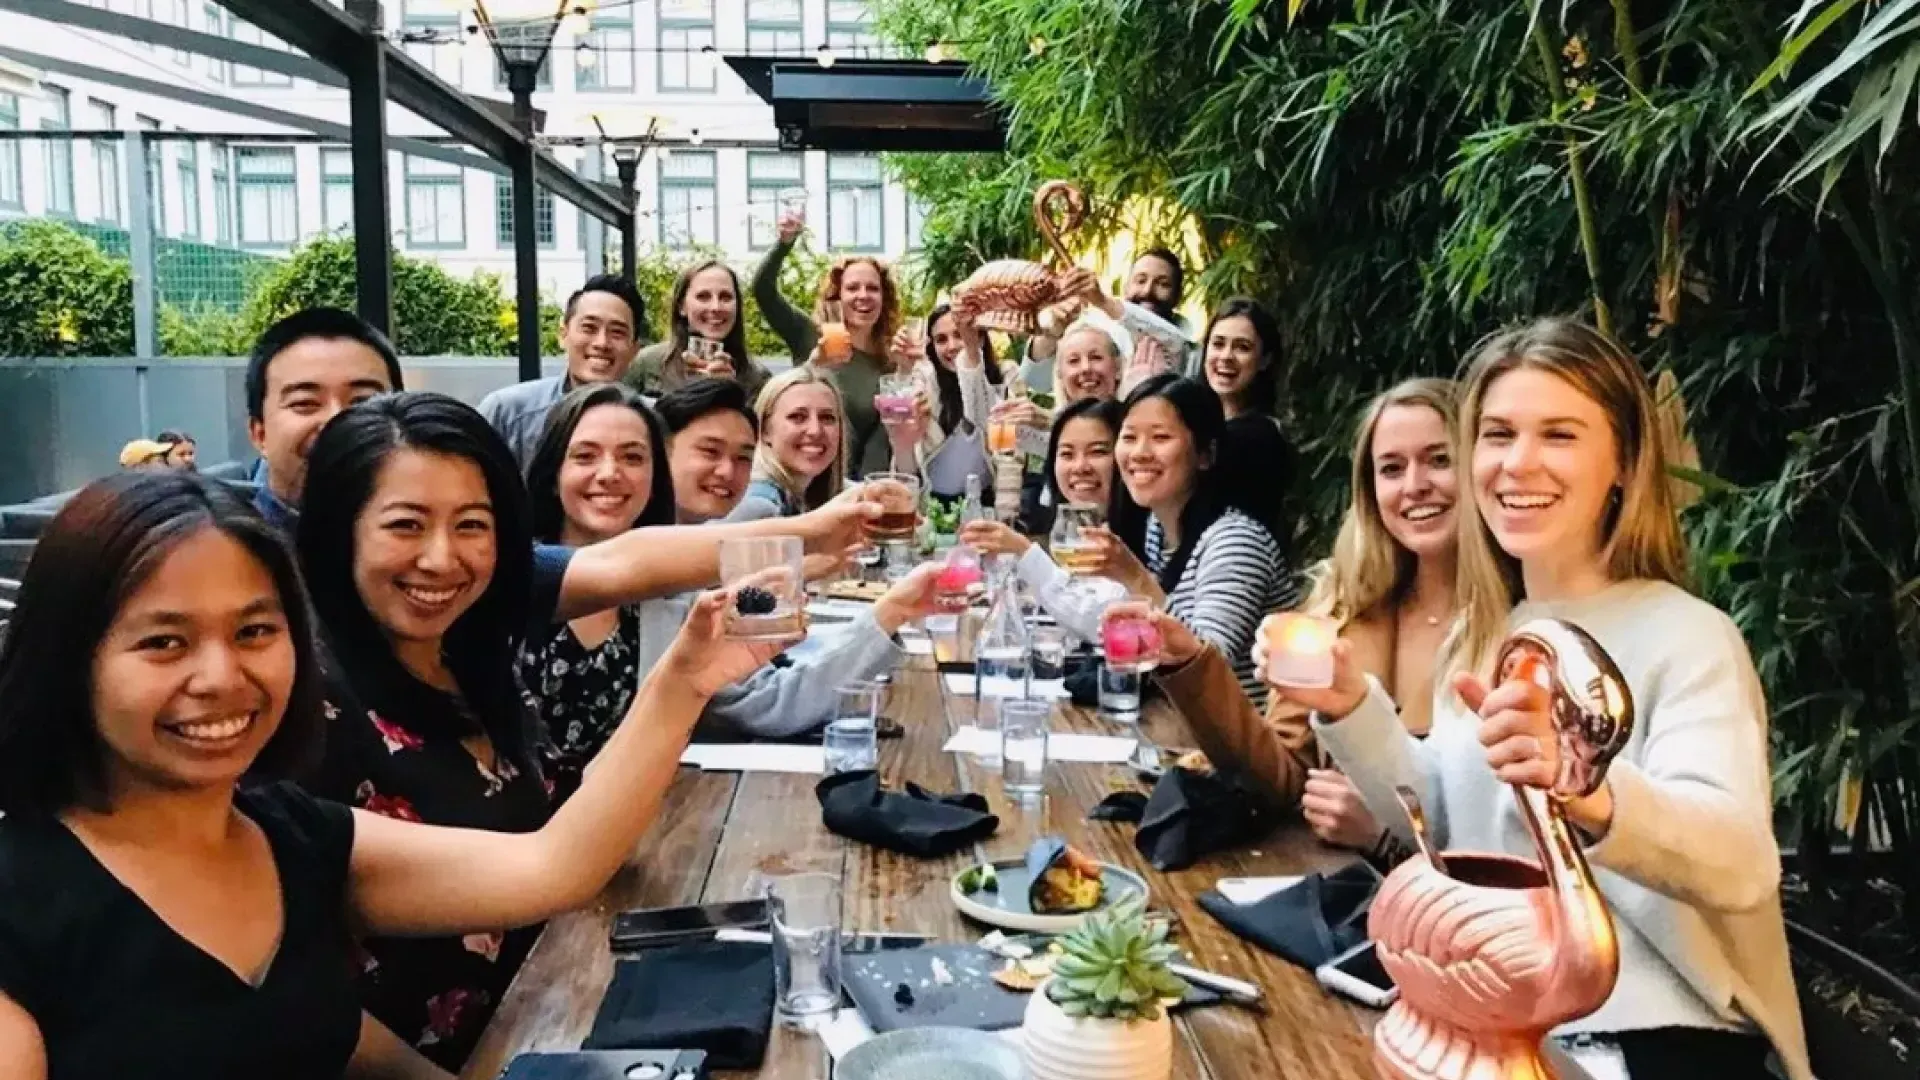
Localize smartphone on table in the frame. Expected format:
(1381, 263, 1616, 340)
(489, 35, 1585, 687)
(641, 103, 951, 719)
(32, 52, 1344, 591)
(1314, 940, 1398, 1009)
(608, 900, 770, 951)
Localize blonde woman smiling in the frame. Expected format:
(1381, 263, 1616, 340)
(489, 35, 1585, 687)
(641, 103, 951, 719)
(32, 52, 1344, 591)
(1272, 318, 1808, 1080)
(727, 368, 851, 522)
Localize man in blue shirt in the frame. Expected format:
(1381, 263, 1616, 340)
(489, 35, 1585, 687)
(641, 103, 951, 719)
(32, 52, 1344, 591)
(477, 275, 647, 472)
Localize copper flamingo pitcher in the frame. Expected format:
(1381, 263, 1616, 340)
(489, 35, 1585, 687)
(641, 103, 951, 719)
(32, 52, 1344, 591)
(950, 181, 1088, 333)
(1367, 619, 1634, 1080)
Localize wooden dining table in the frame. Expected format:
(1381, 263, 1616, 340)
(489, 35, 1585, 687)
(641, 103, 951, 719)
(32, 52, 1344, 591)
(461, 646, 1381, 1080)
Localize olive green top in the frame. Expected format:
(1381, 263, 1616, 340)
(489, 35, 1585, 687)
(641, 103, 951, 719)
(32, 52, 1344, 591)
(750, 239, 891, 477)
(623, 339, 771, 403)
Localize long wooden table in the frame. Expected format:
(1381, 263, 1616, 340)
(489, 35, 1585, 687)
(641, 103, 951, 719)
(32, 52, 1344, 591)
(463, 655, 1379, 1080)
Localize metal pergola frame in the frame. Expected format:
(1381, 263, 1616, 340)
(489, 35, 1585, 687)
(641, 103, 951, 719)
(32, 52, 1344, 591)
(0, 0, 631, 363)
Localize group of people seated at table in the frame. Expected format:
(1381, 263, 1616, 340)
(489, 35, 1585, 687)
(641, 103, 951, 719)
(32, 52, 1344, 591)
(0, 217, 1810, 1080)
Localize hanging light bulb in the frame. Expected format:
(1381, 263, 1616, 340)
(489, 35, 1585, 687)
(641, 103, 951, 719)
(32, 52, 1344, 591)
(816, 43, 837, 69)
(924, 41, 949, 64)
(575, 39, 597, 69)
(689, 128, 705, 146)
(559, 4, 592, 40)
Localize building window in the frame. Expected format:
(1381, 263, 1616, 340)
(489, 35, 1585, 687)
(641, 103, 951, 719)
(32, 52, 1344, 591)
(402, 1, 463, 85)
(235, 146, 297, 248)
(231, 20, 295, 87)
(906, 193, 928, 251)
(746, 0, 802, 55)
(827, 0, 880, 53)
(201, 3, 227, 81)
(139, 117, 163, 236)
(659, 0, 715, 93)
(405, 155, 466, 249)
(90, 100, 120, 225)
(658, 150, 717, 249)
(321, 148, 353, 233)
(177, 140, 199, 238)
(827, 153, 883, 251)
(747, 151, 802, 250)
(211, 142, 232, 244)
(168, 0, 192, 65)
(576, 11, 633, 90)
(496, 177, 555, 249)
(0, 93, 21, 210)
(41, 87, 73, 216)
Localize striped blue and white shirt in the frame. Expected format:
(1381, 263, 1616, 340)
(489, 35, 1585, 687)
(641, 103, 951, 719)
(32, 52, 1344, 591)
(1145, 509, 1296, 708)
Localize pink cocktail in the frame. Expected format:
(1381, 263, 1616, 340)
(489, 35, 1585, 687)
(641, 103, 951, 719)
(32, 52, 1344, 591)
(876, 392, 918, 423)
(933, 553, 984, 613)
(1102, 606, 1163, 674)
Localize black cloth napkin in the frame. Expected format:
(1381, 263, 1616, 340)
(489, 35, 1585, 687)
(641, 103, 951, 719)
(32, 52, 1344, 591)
(816, 769, 999, 857)
(1129, 766, 1285, 872)
(1197, 860, 1381, 970)
(582, 940, 774, 1069)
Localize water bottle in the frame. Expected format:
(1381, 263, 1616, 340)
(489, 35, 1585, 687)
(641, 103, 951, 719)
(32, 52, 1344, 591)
(972, 556, 1030, 767)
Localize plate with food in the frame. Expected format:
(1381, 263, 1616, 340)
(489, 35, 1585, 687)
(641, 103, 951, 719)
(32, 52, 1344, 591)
(950, 837, 1148, 933)
(822, 578, 890, 603)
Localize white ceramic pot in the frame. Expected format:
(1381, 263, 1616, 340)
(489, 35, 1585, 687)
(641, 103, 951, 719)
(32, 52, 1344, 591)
(1021, 978, 1173, 1080)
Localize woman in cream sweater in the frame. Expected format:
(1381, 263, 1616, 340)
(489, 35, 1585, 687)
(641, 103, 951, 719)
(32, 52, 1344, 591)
(1146, 378, 1460, 862)
(1270, 318, 1808, 1079)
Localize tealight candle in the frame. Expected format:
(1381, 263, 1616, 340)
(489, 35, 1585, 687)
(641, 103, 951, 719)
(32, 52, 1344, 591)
(1264, 612, 1337, 688)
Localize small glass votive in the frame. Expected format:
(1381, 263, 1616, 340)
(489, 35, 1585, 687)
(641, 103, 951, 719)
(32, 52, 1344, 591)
(1029, 623, 1067, 681)
(719, 536, 805, 641)
(1097, 663, 1141, 725)
(823, 682, 880, 774)
(999, 698, 1050, 798)
(1263, 612, 1338, 688)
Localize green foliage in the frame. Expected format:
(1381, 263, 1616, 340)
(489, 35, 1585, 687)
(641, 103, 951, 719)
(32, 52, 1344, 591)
(0, 220, 135, 356)
(875, 0, 1920, 935)
(239, 236, 556, 356)
(1046, 895, 1187, 1023)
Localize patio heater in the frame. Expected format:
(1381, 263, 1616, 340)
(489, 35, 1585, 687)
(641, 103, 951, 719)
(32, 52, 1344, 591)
(472, 0, 590, 381)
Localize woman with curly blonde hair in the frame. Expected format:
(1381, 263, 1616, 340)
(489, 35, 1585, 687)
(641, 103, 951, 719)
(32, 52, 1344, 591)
(751, 210, 913, 477)
(1141, 378, 1460, 861)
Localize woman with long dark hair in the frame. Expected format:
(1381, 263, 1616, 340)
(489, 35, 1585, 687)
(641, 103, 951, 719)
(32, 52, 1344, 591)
(519, 384, 940, 797)
(0, 470, 782, 1079)
(1084, 374, 1297, 706)
(294, 391, 796, 1069)
(624, 261, 770, 402)
(1199, 297, 1298, 548)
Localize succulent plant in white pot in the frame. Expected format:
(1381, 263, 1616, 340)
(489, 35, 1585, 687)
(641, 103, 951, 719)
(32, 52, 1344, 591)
(1022, 895, 1188, 1080)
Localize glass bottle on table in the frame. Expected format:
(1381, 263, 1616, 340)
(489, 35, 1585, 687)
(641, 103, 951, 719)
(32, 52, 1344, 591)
(971, 556, 1031, 768)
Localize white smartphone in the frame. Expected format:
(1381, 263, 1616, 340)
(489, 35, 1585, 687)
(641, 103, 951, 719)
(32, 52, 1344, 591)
(1214, 875, 1304, 905)
(1314, 940, 1398, 1009)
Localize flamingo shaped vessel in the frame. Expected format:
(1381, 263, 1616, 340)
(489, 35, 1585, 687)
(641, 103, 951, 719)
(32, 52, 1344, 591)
(1369, 619, 1635, 1080)
(950, 181, 1088, 333)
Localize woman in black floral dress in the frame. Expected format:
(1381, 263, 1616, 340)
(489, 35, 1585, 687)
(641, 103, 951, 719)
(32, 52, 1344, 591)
(292, 392, 807, 1071)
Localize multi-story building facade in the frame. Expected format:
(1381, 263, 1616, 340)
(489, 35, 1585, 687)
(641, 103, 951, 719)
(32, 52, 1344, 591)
(0, 1, 925, 303)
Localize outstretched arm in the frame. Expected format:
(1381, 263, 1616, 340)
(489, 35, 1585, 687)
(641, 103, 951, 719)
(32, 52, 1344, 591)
(345, 593, 792, 936)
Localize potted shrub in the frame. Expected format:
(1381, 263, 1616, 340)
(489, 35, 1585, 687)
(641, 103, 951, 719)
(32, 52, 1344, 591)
(1022, 895, 1187, 1080)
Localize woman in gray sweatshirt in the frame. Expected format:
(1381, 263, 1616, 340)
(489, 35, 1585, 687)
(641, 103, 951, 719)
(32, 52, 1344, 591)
(515, 383, 938, 799)
(1269, 318, 1810, 1080)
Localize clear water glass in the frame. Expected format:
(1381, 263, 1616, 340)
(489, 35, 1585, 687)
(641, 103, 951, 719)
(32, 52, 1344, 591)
(1000, 698, 1050, 798)
(761, 872, 842, 1029)
(823, 682, 880, 774)
(1029, 623, 1067, 681)
(1098, 663, 1142, 725)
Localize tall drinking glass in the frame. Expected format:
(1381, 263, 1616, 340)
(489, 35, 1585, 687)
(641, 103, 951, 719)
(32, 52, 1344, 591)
(817, 301, 851, 365)
(761, 872, 842, 1029)
(1000, 698, 1050, 798)
(824, 682, 880, 774)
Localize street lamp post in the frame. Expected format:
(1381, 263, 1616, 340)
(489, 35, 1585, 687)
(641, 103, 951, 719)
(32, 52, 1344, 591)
(473, 0, 581, 382)
(609, 143, 641, 285)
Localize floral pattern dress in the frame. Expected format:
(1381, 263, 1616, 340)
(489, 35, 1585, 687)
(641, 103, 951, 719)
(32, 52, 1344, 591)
(516, 605, 645, 804)
(313, 688, 552, 1072)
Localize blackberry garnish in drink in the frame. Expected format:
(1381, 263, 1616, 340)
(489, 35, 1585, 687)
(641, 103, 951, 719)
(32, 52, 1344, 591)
(734, 585, 778, 616)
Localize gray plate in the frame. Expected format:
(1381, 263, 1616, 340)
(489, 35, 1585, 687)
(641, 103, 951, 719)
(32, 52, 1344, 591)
(950, 858, 1150, 933)
(837, 1027, 1024, 1080)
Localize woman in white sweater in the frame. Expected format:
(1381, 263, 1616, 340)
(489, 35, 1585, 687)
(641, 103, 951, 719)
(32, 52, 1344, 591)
(1267, 318, 1808, 1079)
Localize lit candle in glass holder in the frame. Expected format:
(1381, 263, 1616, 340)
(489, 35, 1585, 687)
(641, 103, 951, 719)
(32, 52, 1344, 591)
(1263, 613, 1337, 688)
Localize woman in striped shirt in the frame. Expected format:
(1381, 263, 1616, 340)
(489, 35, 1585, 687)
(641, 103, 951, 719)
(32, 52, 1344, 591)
(1081, 374, 1297, 707)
